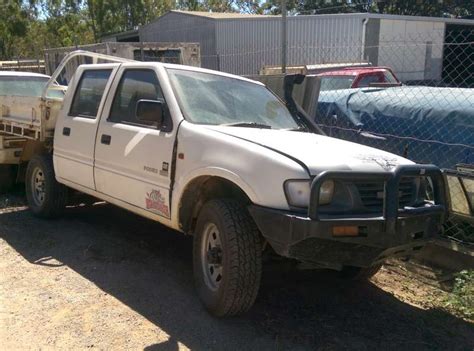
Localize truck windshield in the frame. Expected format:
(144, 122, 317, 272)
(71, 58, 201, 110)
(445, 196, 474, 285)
(319, 76, 355, 91)
(0, 76, 64, 98)
(166, 69, 300, 129)
(0, 76, 49, 96)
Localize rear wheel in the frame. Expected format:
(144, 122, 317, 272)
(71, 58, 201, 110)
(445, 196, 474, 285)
(25, 154, 67, 218)
(193, 199, 262, 317)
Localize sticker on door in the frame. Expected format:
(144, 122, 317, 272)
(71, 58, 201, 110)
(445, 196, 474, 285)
(145, 189, 170, 218)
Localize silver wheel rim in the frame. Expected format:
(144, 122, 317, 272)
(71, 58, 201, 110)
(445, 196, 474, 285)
(31, 166, 46, 206)
(200, 222, 223, 291)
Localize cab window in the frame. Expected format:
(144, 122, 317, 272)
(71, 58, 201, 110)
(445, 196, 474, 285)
(69, 69, 111, 118)
(108, 69, 164, 127)
(357, 74, 384, 88)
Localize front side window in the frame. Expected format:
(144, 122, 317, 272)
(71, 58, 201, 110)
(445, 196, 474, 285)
(166, 69, 300, 130)
(357, 74, 384, 88)
(69, 69, 111, 118)
(108, 69, 164, 127)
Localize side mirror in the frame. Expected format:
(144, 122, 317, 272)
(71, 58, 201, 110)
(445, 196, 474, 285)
(136, 99, 164, 127)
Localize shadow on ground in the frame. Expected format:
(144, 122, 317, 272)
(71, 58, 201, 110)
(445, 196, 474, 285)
(1, 202, 473, 350)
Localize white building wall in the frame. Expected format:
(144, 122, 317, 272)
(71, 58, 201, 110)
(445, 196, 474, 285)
(378, 19, 445, 81)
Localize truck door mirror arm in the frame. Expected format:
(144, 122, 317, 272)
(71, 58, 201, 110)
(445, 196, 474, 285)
(135, 99, 165, 128)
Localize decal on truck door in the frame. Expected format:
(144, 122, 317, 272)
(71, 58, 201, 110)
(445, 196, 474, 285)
(145, 189, 170, 218)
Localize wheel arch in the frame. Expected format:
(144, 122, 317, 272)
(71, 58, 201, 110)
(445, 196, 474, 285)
(17, 140, 49, 182)
(177, 172, 257, 234)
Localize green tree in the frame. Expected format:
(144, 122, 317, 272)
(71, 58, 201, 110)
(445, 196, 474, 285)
(0, 0, 30, 59)
(87, 0, 174, 40)
(177, 0, 262, 13)
(261, 0, 473, 17)
(376, 0, 445, 16)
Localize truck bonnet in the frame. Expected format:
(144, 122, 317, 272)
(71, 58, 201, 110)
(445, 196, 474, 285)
(206, 126, 413, 176)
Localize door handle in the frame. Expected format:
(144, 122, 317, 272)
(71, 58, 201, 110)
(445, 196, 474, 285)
(101, 134, 111, 145)
(62, 127, 71, 136)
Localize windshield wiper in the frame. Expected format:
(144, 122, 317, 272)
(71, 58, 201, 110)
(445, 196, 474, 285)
(223, 122, 272, 129)
(282, 125, 308, 132)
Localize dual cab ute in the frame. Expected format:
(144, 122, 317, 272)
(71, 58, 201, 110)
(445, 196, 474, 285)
(316, 66, 401, 91)
(0, 51, 446, 316)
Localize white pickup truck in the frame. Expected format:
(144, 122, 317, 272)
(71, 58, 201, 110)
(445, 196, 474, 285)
(0, 51, 447, 316)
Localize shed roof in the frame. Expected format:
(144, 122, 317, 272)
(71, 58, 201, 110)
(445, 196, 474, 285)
(166, 10, 474, 25)
(169, 10, 276, 19)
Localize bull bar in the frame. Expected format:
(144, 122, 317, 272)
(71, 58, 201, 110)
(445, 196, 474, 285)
(249, 164, 448, 268)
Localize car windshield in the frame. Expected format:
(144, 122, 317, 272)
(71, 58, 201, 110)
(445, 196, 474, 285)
(166, 69, 300, 129)
(0, 76, 48, 96)
(319, 76, 355, 91)
(0, 76, 63, 98)
(382, 70, 399, 83)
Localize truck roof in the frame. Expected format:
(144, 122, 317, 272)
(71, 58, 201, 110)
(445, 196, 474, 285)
(79, 61, 265, 86)
(0, 71, 50, 78)
(162, 62, 265, 85)
(316, 67, 392, 77)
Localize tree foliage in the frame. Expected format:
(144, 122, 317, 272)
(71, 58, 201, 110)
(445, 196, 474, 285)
(0, 0, 472, 60)
(262, 0, 473, 16)
(0, 0, 30, 59)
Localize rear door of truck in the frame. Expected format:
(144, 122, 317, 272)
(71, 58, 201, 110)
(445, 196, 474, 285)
(54, 64, 118, 190)
(93, 64, 176, 219)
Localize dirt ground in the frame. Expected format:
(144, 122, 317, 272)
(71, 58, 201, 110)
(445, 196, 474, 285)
(1, 189, 473, 350)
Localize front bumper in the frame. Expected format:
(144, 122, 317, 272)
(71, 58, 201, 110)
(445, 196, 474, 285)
(249, 164, 447, 268)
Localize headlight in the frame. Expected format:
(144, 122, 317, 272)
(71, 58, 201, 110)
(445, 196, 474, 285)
(284, 180, 334, 208)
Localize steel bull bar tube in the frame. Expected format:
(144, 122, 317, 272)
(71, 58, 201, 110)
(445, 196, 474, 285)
(248, 164, 447, 267)
(309, 164, 448, 233)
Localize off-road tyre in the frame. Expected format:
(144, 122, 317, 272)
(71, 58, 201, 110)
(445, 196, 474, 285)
(25, 154, 67, 218)
(340, 264, 383, 281)
(0, 165, 14, 193)
(193, 199, 262, 317)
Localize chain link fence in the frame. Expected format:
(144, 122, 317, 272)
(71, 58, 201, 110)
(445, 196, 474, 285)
(308, 30, 473, 246)
(241, 27, 473, 247)
(218, 26, 473, 247)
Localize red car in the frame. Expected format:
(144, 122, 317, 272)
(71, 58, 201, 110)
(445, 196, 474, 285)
(316, 67, 401, 91)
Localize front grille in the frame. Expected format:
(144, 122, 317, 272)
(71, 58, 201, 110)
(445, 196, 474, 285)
(355, 178, 416, 212)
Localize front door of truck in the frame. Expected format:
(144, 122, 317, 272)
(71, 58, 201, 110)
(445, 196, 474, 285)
(94, 66, 175, 220)
(54, 65, 117, 190)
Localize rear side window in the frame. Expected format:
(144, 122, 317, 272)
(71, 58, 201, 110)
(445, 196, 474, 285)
(108, 69, 164, 126)
(69, 69, 111, 118)
(357, 74, 384, 87)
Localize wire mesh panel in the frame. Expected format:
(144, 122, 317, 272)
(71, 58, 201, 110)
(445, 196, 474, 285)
(309, 30, 474, 246)
(444, 169, 474, 246)
(306, 31, 472, 166)
(239, 28, 473, 247)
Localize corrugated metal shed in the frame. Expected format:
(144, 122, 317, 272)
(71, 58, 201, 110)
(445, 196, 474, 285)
(139, 11, 474, 79)
(215, 14, 364, 75)
(140, 11, 218, 70)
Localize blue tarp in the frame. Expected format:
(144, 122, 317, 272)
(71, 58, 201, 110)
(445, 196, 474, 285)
(317, 86, 474, 169)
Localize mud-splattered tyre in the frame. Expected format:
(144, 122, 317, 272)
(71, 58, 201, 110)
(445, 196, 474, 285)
(25, 154, 67, 218)
(0, 165, 14, 193)
(193, 199, 262, 317)
(340, 264, 382, 281)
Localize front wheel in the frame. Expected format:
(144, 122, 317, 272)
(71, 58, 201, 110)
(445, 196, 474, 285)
(193, 199, 262, 317)
(25, 154, 67, 218)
